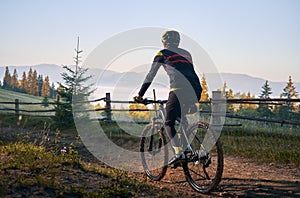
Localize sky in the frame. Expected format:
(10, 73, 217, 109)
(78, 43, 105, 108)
(0, 0, 299, 82)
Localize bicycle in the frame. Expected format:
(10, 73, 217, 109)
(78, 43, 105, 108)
(139, 98, 224, 194)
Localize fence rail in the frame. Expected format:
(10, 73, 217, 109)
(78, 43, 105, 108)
(0, 91, 299, 126)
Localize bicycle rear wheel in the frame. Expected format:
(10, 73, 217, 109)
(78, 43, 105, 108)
(182, 121, 223, 193)
(140, 122, 168, 181)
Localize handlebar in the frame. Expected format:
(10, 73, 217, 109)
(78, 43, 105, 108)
(136, 98, 168, 105)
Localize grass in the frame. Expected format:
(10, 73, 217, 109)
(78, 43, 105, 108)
(0, 113, 53, 130)
(0, 114, 176, 197)
(0, 88, 47, 102)
(221, 127, 300, 167)
(0, 114, 300, 167)
(1, 112, 299, 167)
(0, 142, 174, 197)
(0, 88, 55, 116)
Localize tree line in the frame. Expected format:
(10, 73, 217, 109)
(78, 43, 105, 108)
(1, 67, 56, 98)
(200, 74, 299, 121)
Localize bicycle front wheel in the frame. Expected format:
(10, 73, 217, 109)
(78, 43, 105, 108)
(140, 122, 168, 181)
(182, 121, 223, 193)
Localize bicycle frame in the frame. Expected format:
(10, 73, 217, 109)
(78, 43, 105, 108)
(148, 100, 198, 160)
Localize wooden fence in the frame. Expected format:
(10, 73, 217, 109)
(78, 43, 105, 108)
(0, 91, 300, 126)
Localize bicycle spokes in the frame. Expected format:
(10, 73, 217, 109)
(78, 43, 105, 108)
(182, 121, 223, 193)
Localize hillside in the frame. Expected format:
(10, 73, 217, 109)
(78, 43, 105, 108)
(0, 88, 54, 115)
(0, 88, 47, 103)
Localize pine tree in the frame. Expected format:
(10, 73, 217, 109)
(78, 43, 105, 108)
(20, 71, 28, 93)
(258, 80, 273, 118)
(199, 74, 210, 111)
(42, 76, 51, 97)
(54, 37, 95, 127)
(38, 75, 43, 96)
(200, 74, 209, 101)
(277, 76, 299, 120)
(27, 68, 33, 94)
(41, 96, 49, 107)
(10, 69, 19, 90)
(259, 80, 272, 99)
(3, 66, 11, 89)
(247, 91, 256, 109)
(31, 70, 39, 96)
(226, 88, 235, 112)
(50, 82, 56, 99)
(281, 76, 298, 100)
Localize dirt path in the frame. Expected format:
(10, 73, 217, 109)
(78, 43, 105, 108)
(129, 155, 300, 197)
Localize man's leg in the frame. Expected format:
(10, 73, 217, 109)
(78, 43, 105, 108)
(165, 92, 185, 165)
(165, 92, 181, 150)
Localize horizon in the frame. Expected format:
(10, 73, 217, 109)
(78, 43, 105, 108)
(0, 64, 299, 100)
(0, 64, 299, 84)
(0, 1, 299, 83)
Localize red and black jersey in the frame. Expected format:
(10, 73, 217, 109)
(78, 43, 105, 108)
(138, 47, 202, 99)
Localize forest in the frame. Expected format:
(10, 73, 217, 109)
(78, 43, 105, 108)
(1, 66, 56, 99)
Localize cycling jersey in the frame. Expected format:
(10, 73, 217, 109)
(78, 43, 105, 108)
(138, 47, 202, 99)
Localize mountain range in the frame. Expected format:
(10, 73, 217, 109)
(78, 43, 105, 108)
(0, 64, 299, 98)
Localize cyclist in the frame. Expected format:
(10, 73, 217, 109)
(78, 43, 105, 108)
(135, 30, 202, 165)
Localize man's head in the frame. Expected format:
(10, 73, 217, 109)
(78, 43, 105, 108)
(161, 30, 180, 48)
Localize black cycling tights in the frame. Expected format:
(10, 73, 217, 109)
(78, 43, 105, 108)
(165, 91, 184, 147)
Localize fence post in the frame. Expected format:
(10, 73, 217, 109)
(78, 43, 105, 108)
(15, 99, 19, 116)
(105, 93, 112, 122)
(56, 95, 60, 103)
(211, 91, 224, 130)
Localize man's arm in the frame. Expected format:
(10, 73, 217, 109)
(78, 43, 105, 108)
(138, 52, 164, 97)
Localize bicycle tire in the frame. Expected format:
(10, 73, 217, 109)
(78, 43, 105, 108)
(140, 122, 168, 181)
(182, 121, 224, 193)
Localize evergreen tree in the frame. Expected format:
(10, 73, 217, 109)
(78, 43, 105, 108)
(42, 76, 51, 97)
(41, 96, 49, 107)
(38, 75, 43, 96)
(50, 82, 56, 99)
(20, 71, 28, 93)
(11, 69, 19, 90)
(277, 76, 299, 120)
(281, 76, 298, 101)
(199, 74, 210, 111)
(259, 80, 272, 99)
(226, 88, 235, 112)
(3, 66, 11, 89)
(200, 74, 209, 101)
(53, 37, 94, 128)
(258, 80, 273, 118)
(27, 68, 33, 94)
(31, 70, 39, 96)
(247, 91, 256, 109)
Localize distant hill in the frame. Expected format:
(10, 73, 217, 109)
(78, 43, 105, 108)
(0, 64, 299, 97)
